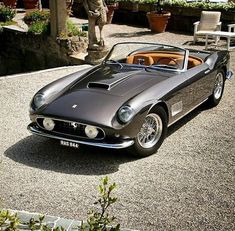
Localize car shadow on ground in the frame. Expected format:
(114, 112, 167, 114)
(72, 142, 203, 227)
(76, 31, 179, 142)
(5, 102, 209, 175)
(4, 136, 137, 175)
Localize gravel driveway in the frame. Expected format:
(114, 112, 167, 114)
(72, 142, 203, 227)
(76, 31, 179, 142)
(0, 23, 235, 230)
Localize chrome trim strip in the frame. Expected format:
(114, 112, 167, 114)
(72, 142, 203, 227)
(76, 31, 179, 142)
(168, 98, 208, 127)
(28, 124, 134, 149)
(36, 116, 105, 140)
(226, 71, 233, 80)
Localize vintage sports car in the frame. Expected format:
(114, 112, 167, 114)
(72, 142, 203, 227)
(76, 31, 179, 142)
(28, 42, 233, 156)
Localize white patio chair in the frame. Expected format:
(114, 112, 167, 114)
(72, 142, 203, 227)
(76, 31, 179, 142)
(193, 11, 222, 44)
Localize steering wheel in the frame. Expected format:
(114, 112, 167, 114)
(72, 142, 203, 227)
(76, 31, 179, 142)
(155, 57, 180, 68)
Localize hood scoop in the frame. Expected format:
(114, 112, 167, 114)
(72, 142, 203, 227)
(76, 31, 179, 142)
(87, 69, 142, 91)
(87, 82, 110, 90)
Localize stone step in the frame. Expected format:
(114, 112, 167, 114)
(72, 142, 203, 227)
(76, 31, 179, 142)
(69, 53, 88, 65)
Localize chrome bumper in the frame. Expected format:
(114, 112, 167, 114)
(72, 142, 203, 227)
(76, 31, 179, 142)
(27, 123, 134, 149)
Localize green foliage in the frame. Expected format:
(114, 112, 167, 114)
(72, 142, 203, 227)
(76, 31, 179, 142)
(0, 211, 65, 231)
(80, 176, 120, 231)
(23, 10, 50, 35)
(118, 0, 235, 11)
(0, 5, 16, 22)
(0, 177, 120, 231)
(0, 210, 20, 230)
(165, 0, 235, 11)
(23, 10, 50, 25)
(28, 21, 50, 35)
(0, 21, 16, 26)
(67, 20, 87, 37)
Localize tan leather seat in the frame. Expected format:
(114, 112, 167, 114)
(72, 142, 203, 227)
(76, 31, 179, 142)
(126, 55, 154, 66)
(127, 53, 203, 69)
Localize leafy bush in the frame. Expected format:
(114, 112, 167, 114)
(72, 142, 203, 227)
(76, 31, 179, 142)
(0, 5, 16, 22)
(23, 10, 50, 25)
(28, 21, 50, 35)
(164, 0, 235, 11)
(0, 177, 120, 231)
(118, 0, 235, 11)
(81, 176, 120, 231)
(67, 19, 87, 37)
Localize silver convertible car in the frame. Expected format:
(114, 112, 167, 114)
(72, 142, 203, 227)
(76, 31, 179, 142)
(28, 42, 233, 157)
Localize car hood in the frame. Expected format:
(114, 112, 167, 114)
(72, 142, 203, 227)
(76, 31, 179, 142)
(40, 65, 171, 127)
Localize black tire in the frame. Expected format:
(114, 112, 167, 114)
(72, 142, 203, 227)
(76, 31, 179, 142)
(129, 106, 167, 157)
(207, 70, 225, 107)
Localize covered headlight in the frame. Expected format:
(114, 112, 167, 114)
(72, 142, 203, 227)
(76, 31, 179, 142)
(33, 93, 46, 109)
(43, 118, 55, 131)
(85, 125, 99, 139)
(118, 106, 135, 123)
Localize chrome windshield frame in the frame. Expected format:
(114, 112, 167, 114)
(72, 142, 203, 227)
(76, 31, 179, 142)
(104, 42, 189, 72)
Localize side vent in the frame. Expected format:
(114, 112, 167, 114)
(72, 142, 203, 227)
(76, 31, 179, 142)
(87, 82, 110, 90)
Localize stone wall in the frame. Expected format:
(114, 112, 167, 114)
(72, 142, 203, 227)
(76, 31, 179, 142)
(0, 27, 88, 76)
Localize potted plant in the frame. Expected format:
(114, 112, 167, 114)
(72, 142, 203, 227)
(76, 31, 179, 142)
(2, 0, 17, 8)
(146, 0, 171, 33)
(106, 0, 119, 24)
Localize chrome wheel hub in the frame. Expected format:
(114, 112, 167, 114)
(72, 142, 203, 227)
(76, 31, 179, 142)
(214, 72, 224, 100)
(137, 113, 163, 149)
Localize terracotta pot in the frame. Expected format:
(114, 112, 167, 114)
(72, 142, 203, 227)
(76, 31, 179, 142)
(146, 11, 171, 33)
(23, 0, 39, 9)
(2, 0, 17, 8)
(107, 3, 119, 24)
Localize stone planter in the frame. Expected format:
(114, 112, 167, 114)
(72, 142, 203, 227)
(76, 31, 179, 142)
(146, 11, 171, 33)
(2, 0, 17, 8)
(23, 0, 39, 9)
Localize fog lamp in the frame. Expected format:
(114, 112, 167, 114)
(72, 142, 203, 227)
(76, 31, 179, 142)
(85, 125, 98, 139)
(43, 118, 55, 131)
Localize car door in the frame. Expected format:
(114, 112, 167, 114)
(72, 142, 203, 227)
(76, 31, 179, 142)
(184, 63, 215, 107)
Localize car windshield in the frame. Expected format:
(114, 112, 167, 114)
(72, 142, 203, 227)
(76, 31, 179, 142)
(104, 42, 188, 72)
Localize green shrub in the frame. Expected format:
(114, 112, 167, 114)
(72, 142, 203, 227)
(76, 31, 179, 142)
(23, 10, 50, 25)
(165, 0, 235, 11)
(0, 5, 16, 22)
(28, 21, 50, 35)
(67, 19, 87, 37)
(118, 0, 235, 11)
(0, 177, 120, 231)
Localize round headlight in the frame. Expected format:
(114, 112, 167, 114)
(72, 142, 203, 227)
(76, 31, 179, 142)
(43, 118, 55, 131)
(118, 106, 135, 123)
(34, 93, 46, 109)
(85, 125, 99, 139)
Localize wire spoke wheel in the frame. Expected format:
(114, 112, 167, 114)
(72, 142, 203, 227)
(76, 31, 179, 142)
(213, 72, 224, 100)
(137, 113, 163, 149)
(129, 106, 167, 157)
(207, 70, 225, 107)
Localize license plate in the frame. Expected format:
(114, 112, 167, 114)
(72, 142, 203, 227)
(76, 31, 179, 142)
(60, 140, 79, 149)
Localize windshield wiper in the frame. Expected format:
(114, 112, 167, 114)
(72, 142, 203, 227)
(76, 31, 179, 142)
(145, 65, 179, 72)
(152, 64, 178, 69)
(105, 60, 123, 69)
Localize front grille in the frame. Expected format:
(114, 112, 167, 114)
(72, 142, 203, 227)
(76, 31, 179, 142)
(36, 117, 105, 140)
